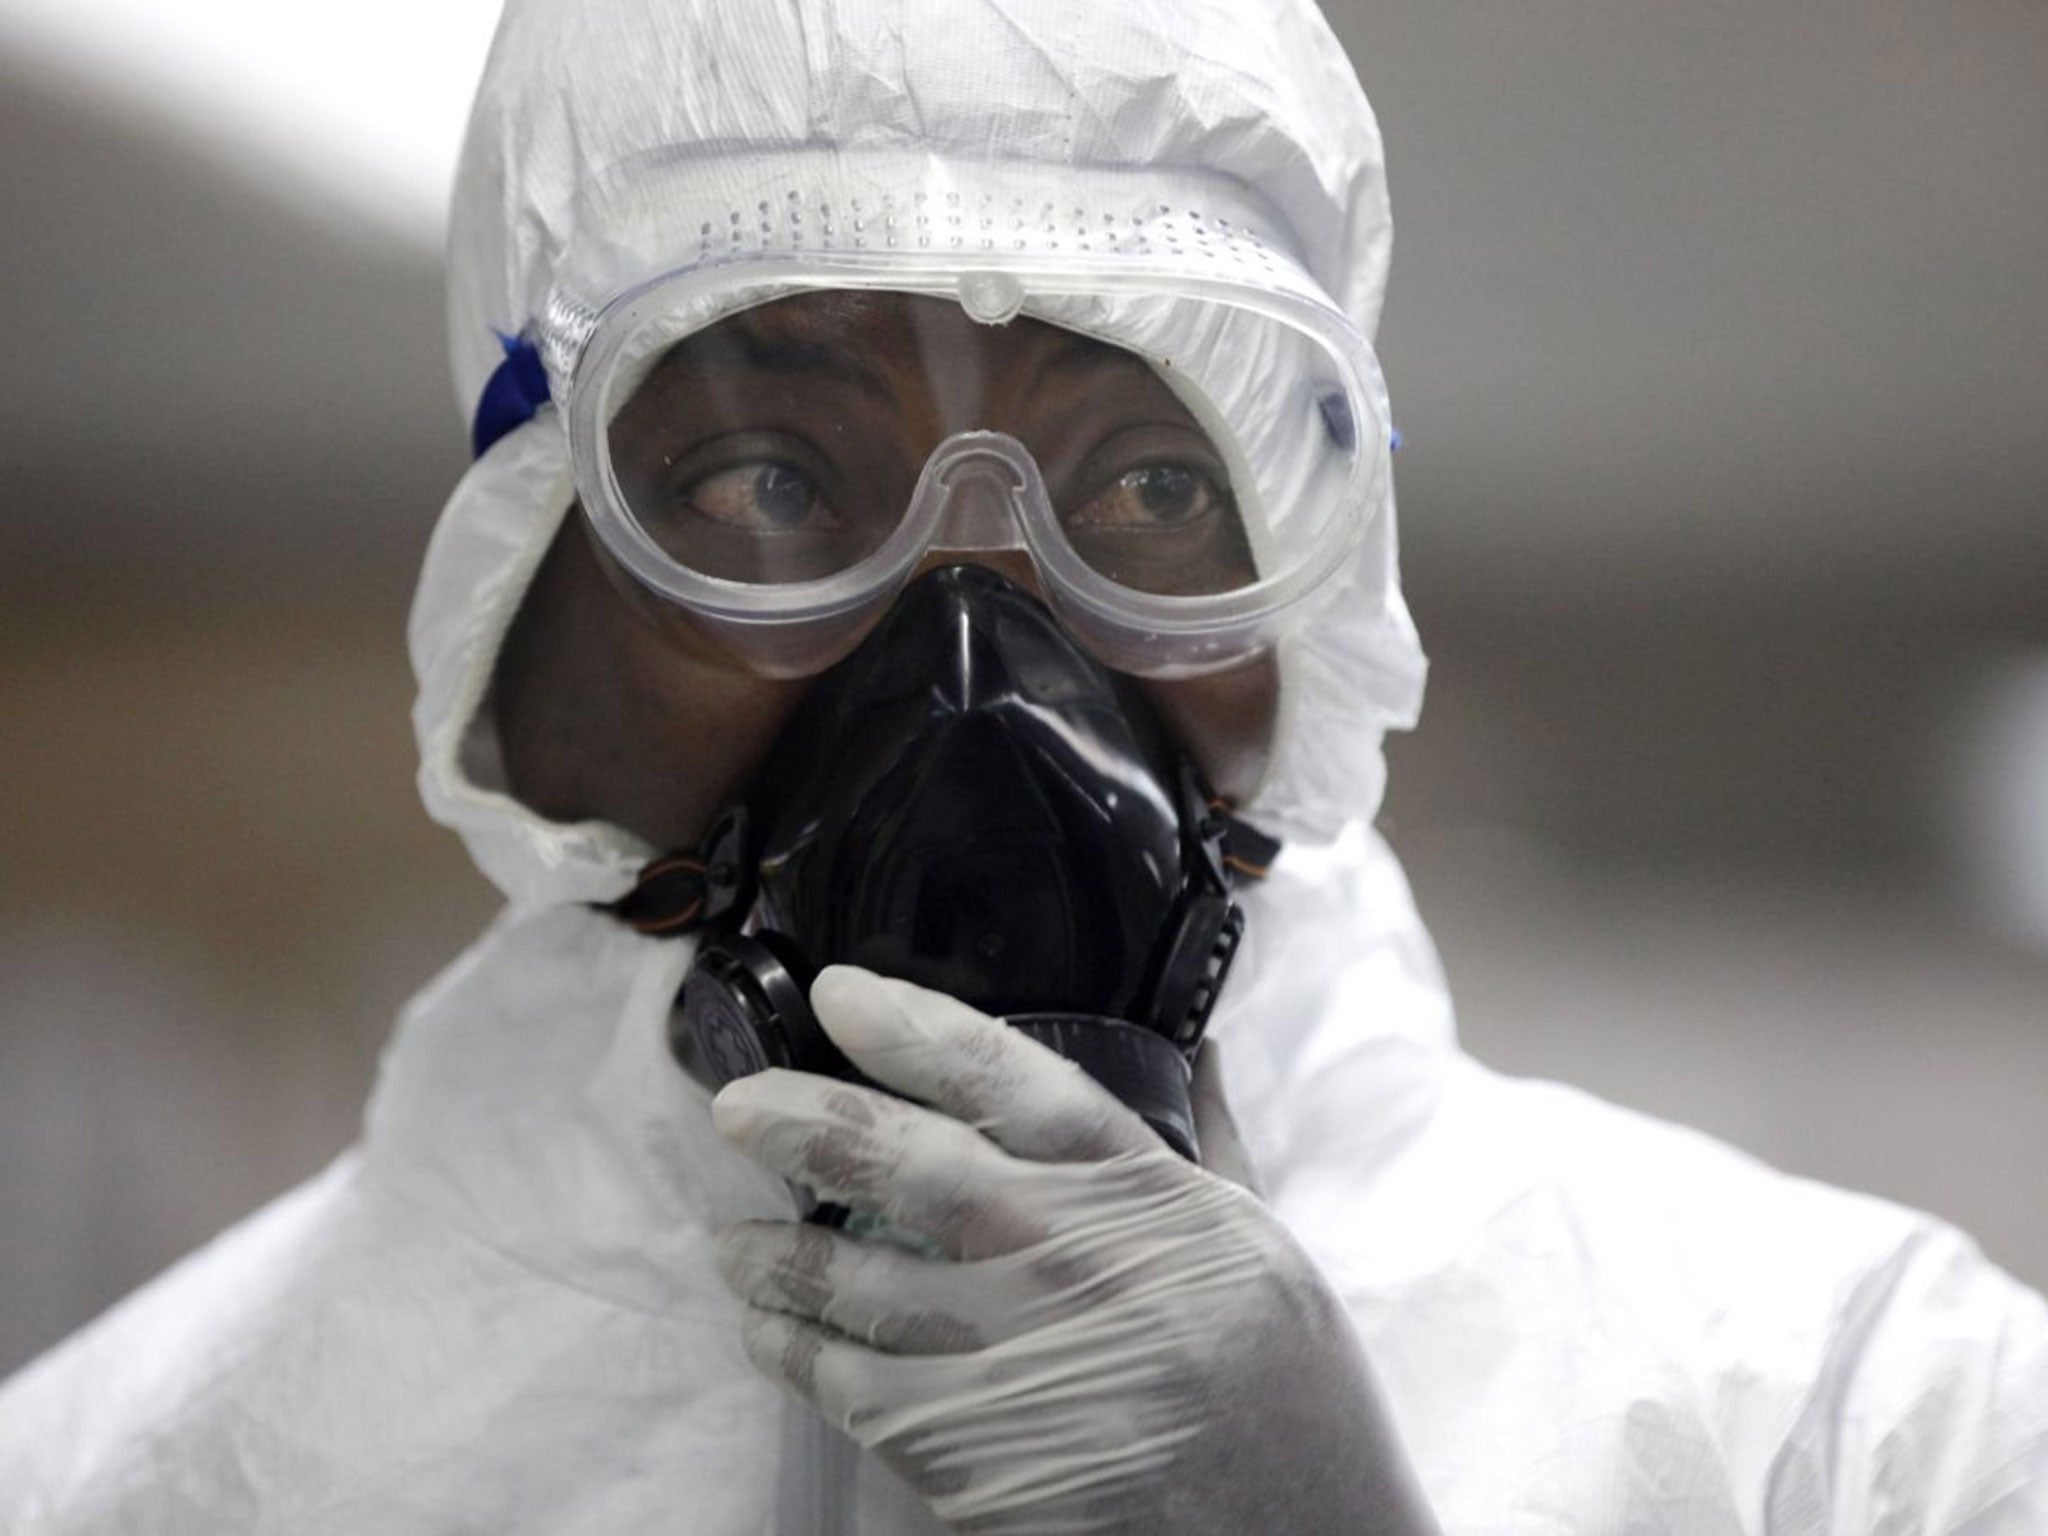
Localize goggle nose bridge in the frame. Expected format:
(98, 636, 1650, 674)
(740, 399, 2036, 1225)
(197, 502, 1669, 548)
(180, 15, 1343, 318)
(908, 431, 1053, 557)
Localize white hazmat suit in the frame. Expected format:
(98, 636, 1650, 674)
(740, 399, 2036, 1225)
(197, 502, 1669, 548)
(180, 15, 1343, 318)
(4, 0, 2046, 1530)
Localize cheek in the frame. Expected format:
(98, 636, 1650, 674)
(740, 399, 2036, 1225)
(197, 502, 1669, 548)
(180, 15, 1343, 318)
(1138, 655, 1280, 806)
(496, 510, 812, 852)
(618, 636, 808, 805)
(593, 577, 814, 850)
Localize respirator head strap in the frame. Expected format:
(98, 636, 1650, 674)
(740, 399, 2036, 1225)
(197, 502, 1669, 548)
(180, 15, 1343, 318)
(1217, 808, 1283, 883)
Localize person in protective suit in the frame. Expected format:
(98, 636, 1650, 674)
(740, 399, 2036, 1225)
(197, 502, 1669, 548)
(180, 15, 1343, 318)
(4, 0, 2046, 1531)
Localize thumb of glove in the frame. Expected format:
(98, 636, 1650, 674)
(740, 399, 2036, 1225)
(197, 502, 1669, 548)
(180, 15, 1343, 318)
(1190, 1039, 1264, 1197)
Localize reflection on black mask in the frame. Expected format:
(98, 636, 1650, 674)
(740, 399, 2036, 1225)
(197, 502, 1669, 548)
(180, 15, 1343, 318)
(672, 565, 1252, 1160)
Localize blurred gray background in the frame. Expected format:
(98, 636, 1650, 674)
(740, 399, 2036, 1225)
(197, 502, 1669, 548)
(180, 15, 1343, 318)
(2, 1, 2044, 1379)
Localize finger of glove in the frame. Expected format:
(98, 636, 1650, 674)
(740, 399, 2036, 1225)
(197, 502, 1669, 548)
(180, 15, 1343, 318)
(716, 1220, 1036, 1354)
(811, 966, 1158, 1164)
(1189, 1039, 1264, 1198)
(713, 1069, 1044, 1256)
(738, 1303, 939, 1445)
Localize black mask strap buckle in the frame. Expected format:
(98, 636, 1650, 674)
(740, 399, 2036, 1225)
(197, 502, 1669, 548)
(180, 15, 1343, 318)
(602, 805, 755, 939)
(1136, 767, 1283, 1054)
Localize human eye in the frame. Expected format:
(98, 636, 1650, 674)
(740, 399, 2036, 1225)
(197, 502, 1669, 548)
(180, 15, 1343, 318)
(1067, 462, 1232, 532)
(678, 460, 841, 534)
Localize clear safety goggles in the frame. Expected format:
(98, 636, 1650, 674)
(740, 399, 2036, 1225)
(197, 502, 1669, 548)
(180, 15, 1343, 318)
(546, 159, 1393, 678)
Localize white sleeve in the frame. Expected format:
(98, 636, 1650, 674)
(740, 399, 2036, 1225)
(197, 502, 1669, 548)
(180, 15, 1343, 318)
(1766, 1223, 2048, 1532)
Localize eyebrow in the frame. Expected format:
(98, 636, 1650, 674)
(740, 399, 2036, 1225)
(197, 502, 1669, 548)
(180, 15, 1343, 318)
(677, 321, 897, 401)
(1028, 333, 1163, 395)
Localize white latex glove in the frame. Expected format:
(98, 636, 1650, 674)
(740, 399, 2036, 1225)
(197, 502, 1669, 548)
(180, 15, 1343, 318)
(711, 965, 1439, 1535)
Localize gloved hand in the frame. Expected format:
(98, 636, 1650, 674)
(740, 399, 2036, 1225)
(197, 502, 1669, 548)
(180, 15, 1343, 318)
(711, 965, 1439, 1535)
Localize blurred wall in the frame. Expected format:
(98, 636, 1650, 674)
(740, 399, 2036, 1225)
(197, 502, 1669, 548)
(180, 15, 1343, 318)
(2, 3, 2044, 1378)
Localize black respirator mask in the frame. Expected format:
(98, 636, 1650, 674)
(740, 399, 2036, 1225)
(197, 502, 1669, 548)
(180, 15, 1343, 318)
(611, 564, 1274, 1160)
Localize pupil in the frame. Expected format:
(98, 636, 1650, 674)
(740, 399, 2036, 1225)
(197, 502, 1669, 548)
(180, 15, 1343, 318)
(1137, 467, 1198, 521)
(756, 465, 812, 527)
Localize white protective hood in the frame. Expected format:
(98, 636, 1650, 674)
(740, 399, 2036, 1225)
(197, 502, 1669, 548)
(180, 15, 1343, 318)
(418, 0, 1427, 911)
(4, 2, 2044, 1532)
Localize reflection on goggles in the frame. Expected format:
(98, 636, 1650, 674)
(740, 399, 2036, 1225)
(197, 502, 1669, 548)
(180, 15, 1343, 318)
(604, 294, 1258, 596)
